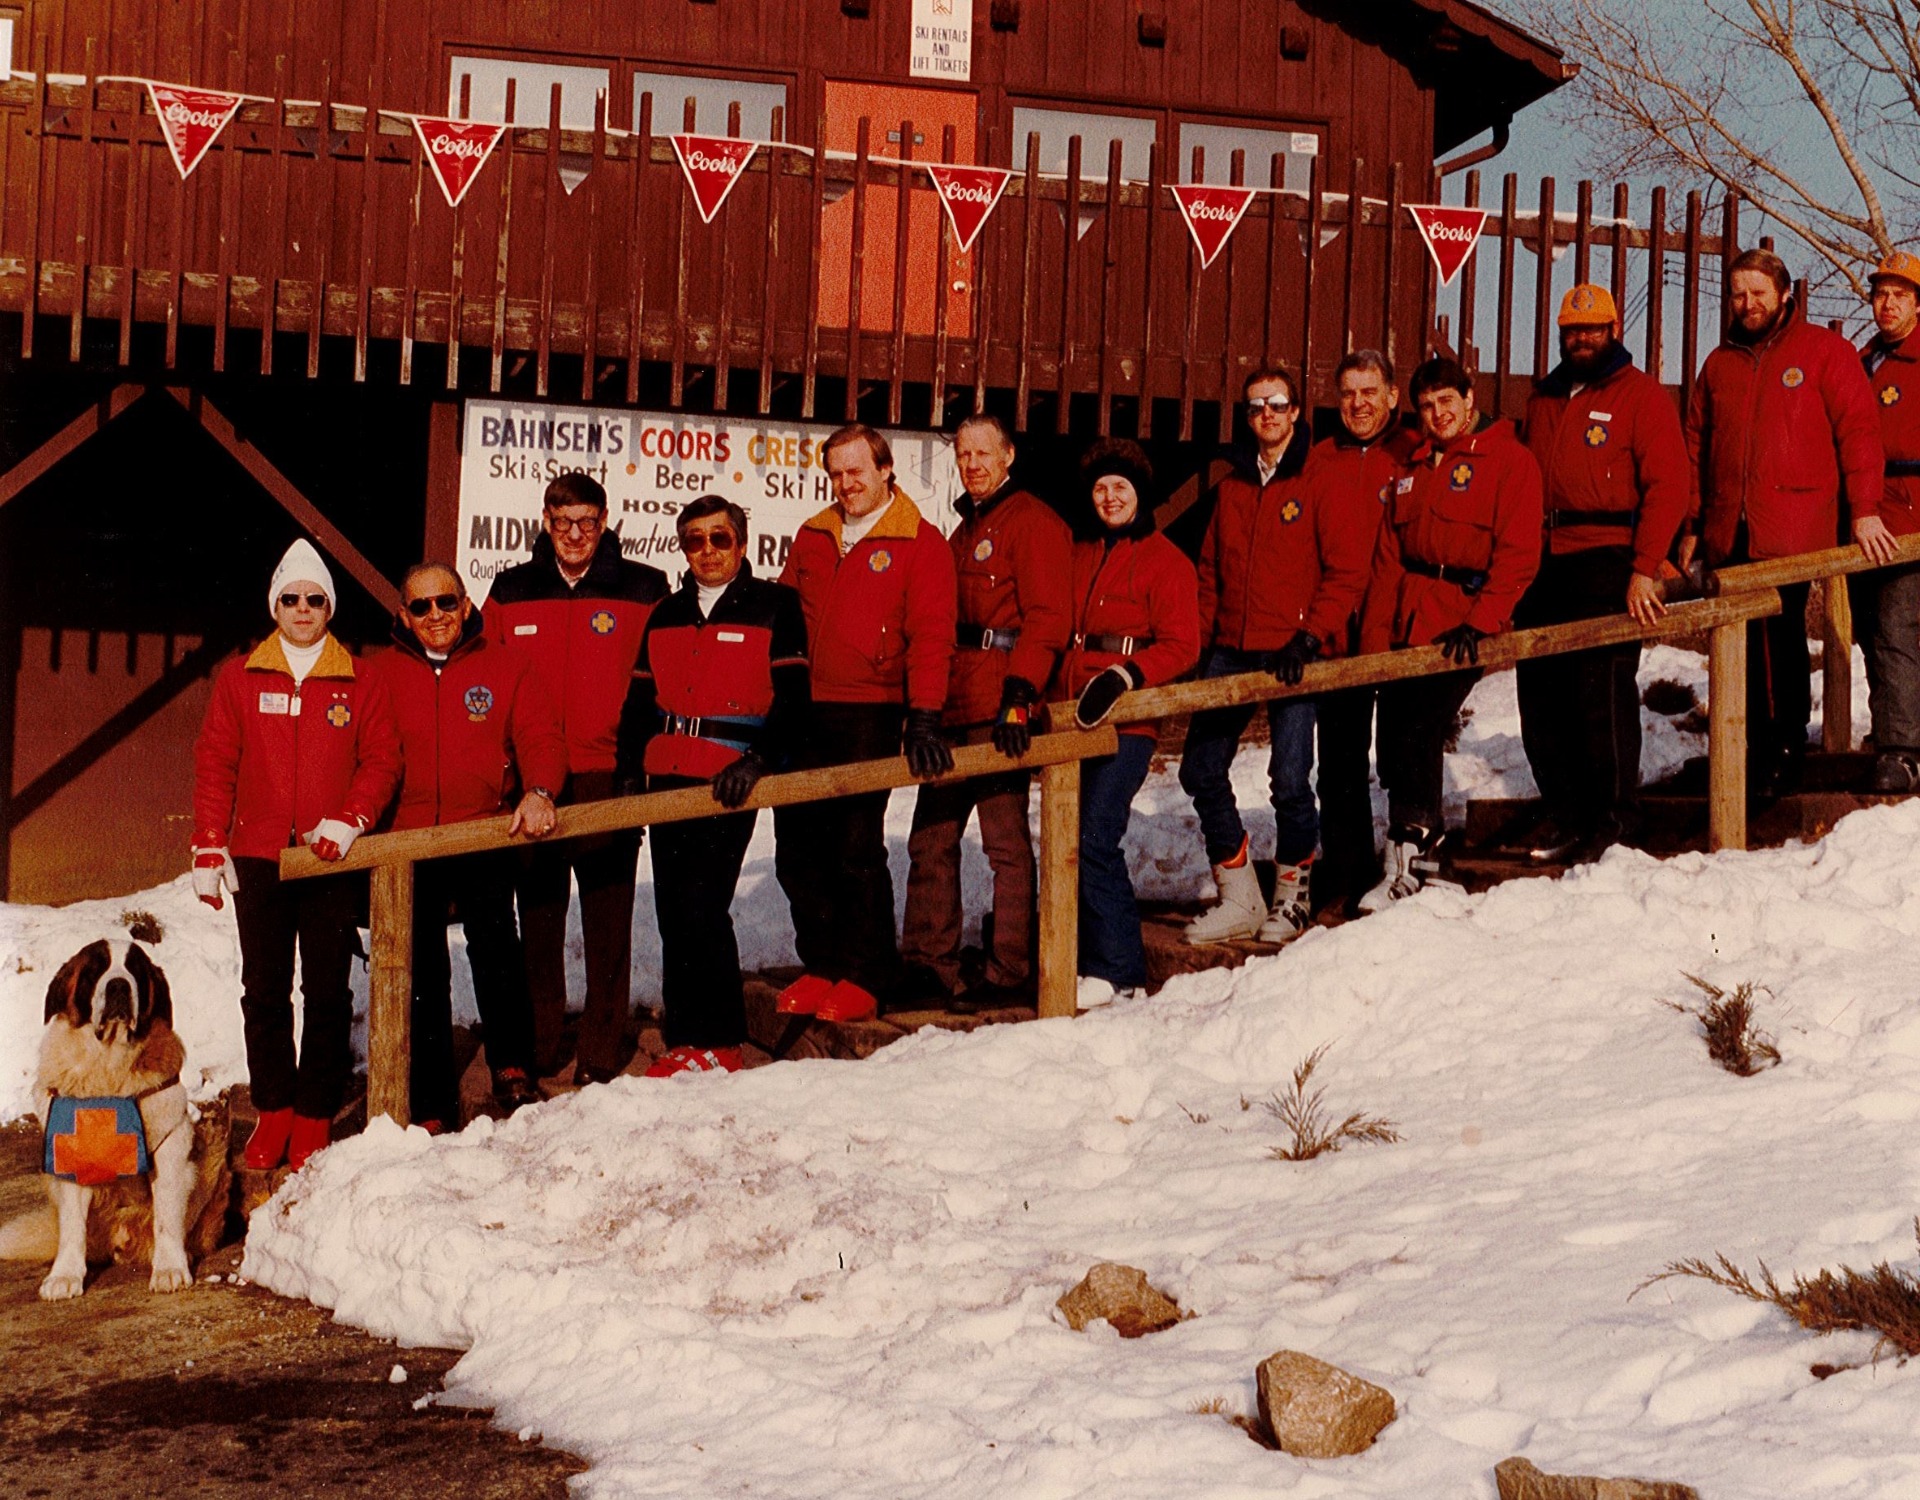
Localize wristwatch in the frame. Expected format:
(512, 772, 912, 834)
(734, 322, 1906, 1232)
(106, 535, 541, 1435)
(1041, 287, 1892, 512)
(525, 786, 556, 802)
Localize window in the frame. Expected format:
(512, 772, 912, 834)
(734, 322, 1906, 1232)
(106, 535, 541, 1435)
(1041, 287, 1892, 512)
(0, 9, 19, 79)
(447, 57, 610, 128)
(633, 70, 789, 140)
(1176, 122, 1317, 193)
(1008, 106, 1157, 183)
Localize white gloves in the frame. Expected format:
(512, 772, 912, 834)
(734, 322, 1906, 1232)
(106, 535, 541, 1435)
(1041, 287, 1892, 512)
(305, 818, 363, 862)
(191, 848, 239, 910)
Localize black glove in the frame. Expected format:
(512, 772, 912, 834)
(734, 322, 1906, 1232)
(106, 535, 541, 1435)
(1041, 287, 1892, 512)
(903, 708, 955, 779)
(1435, 623, 1488, 665)
(1075, 662, 1142, 729)
(1271, 631, 1321, 687)
(711, 752, 767, 810)
(991, 676, 1039, 758)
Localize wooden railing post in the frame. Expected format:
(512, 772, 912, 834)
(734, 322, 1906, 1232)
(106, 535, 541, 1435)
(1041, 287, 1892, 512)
(1708, 621, 1748, 852)
(1036, 758, 1081, 1020)
(1821, 577, 1853, 754)
(368, 859, 415, 1127)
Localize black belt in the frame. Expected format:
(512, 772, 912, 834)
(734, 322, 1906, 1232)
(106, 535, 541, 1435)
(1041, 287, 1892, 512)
(1074, 632, 1153, 655)
(1402, 557, 1488, 595)
(1888, 459, 1920, 476)
(957, 624, 1019, 650)
(658, 712, 765, 753)
(1548, 507, 1635, 529)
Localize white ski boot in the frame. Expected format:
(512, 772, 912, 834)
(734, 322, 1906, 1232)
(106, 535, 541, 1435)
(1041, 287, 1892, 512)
(1184, 838, 1266, 944)
(1358, 825, 1452, 912)
(1256, 856, 1315, 943)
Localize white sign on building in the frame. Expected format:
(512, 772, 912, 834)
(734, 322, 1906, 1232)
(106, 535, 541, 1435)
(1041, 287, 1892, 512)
(910, 0, 973, 82)
(456, 400, 964, 604)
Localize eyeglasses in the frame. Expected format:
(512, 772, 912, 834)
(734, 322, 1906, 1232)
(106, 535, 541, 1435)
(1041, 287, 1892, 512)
(1246, 395, 1292, 415)
(278, 592, 328, 609)
(405, 594, 462, 617)
(548, 515, 603, 536)
(680, 531, 739, 554)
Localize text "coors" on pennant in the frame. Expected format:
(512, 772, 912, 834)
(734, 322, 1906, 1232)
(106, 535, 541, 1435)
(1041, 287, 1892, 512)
(671, 135, 759, 224)
(145, 83, 246, 180)
(411, 117, 508, 209)
(1406, 205, 1488, 287)
(1169, 184, 1257, 271)
(926, 164, 1012, 253)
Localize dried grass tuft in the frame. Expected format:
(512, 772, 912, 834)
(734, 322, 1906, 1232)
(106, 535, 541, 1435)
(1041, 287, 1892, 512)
(1663, 973, 1780, 1075)
(1264, 1044, 1401, 1162)
(1640, 1221, 1920, 1358)
(1187, 1395, 1231, 1415)
(120, 909, 164, 944)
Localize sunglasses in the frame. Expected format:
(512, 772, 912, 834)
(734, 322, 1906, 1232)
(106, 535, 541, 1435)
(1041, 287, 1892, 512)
(405, 594, 462, 617)
(278, 592, 329, 609)
(680, 530, 739, 554)
(1246, 395, 1292, 415)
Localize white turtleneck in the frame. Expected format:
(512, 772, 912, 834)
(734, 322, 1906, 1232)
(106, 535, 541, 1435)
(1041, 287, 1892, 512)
(696, 580, 728, 617)
(279, 635, 326, 685)
(838, 503, 886, 553)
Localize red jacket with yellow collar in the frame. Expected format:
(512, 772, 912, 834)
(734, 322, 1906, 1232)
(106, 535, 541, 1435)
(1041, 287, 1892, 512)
(779, 487, 957, 711)
(1863, 323, 1920, 538)
(1360, 417, 1544, 652)
(192, 634, 403, 860)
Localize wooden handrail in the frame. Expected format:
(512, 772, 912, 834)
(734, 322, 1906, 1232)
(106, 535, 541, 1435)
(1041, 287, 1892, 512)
(279, 723, 1119, 880)
(1707, 531, 1920, 595)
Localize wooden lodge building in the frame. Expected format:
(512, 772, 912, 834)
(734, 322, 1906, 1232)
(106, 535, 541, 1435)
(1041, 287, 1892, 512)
(0, 0, 1591, 903)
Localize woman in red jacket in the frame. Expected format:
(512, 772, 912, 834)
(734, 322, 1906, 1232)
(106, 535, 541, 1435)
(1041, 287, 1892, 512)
(1057, 440, 1200, 999)
(191, 540, 402, 1170)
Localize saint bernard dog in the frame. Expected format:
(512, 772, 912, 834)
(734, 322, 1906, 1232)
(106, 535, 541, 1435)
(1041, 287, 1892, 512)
(0, 939, 230, 1300)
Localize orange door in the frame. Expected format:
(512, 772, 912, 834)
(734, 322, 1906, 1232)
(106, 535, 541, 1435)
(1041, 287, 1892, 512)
(818, 81, 976, 336)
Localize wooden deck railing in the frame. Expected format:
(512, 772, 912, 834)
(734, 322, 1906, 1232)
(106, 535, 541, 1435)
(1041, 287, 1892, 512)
(273, 576, 1841, 1127)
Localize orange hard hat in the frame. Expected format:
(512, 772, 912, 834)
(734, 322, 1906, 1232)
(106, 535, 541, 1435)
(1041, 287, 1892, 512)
(1870, 250, 1920, 290)
(1557, 283, 1618, 327)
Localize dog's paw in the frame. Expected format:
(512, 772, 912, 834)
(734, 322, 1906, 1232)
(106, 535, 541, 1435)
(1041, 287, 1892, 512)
(38, 1271, 86, 1301)
(149, 1263, 193, 1294)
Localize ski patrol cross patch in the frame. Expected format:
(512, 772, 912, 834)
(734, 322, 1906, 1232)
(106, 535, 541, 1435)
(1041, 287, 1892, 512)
(324, 702, 352, 729)
(1584, 423, 1609, 447)
(1377, 483, 1392, 505)
(1280, 499, 1302, 524)
(464, 685, 494, 721)
(1781, 366, 1806, 388)
(1882, 385, 1903, 407)
(1449, 462, 1474, 490)
(972, 537, 994, 562)
(869, 549, 893, 573)
(43, 1096, 149, 1185)
(589, 610, 617, 635)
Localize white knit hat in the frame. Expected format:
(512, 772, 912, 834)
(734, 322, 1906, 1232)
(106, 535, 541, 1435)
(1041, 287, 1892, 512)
(267, 538, 337, 619)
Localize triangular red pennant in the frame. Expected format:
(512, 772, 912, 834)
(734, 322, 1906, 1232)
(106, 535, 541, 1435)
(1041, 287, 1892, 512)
(671, 135, 758, 224)
(1169, 184, 1257, 270)
(1407, 205, 1488, 286)
(411, 117, 507, 209)
(146, 83, 245, 180)
(926, 164, 1012, 253)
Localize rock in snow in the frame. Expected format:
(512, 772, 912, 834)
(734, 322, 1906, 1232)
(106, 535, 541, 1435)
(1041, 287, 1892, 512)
(1255, 1348, 1396, 1457)
(1056, 1262, 1182, 1337)
(1495, 1456, 1701, 1500)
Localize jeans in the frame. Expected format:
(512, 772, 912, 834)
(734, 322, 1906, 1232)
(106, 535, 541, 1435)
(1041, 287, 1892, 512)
(1177, 646, 1319, 866)
(1078, 733, 1157, 989)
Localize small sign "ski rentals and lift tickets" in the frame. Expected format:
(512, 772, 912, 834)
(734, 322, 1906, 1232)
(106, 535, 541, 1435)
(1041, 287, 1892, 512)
(911, 0, 973, 81)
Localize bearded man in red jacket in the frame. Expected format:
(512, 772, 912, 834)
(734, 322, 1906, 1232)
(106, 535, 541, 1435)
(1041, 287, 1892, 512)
(378, 563, 565, 1128)
(1685, 248, 1892, 800)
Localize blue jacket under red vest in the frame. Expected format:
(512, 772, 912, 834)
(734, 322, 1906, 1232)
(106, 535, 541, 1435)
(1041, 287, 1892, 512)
(615, 564, 811, 783)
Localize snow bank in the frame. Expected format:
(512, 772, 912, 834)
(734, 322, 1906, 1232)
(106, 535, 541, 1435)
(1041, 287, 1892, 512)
(243, 804, 1920, 1499)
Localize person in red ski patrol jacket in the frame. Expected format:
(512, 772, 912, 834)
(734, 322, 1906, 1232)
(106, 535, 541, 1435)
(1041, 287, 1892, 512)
(1179, 365, 1374, 947)
(1857, 250, 1920, 791)
(376, 563, 565, 1129)
(899, 414, 1072, 1013)
(1685, 248, 1891, 800)
(1359, 356, 1543, 910)
(774, 423, 958, 1024)
(1513, 283, 1691, 863)
(614, 497, 810, 1077)
(1309, 350, 1418, 915)
(485, 472, 669, 1085)
(1056, 439, 1200, 1002)
(191, 539, 402, 1172)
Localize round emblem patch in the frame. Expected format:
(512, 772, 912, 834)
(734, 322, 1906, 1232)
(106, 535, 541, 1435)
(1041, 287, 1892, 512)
(324, 702, 352, 729)
(1882, 384, 1903, 408)
(1376, 483, 1392, 505)
(1781, 366, 1806, 388)
(464, 685, 494, 721)
(1584, 423, 1609, 447)
(589, 609, 617, 635)
(1449, 461, 1475, 491)
(972, 537, 994, 563)
(869, 549, 893, 573)
(1279, 498, 1302, 524)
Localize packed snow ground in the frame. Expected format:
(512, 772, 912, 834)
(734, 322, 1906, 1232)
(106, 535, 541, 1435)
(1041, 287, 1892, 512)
(4, 645, 1910, 1499)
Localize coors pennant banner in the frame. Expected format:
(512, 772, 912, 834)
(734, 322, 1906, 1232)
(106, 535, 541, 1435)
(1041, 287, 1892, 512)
(671, 135, 758, 223)
(926, 164, 1012, 253)
(1169, 184, 1257, 270)
(411, 116, 508, 209)
(145, 83, 245, 179)
(1407, 205, 1489, 286)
